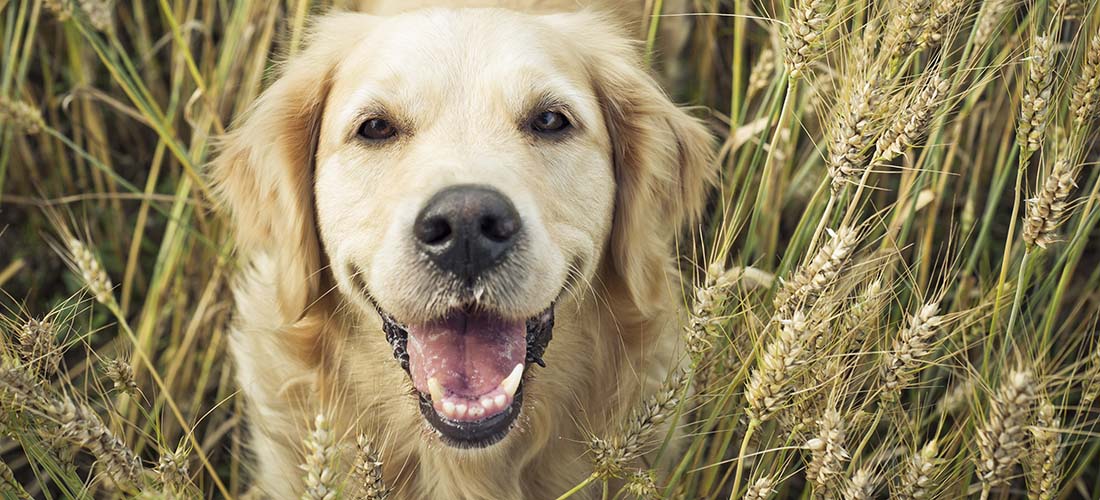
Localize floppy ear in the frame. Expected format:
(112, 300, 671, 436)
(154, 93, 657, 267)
(210, 14, 372, 319)
(551, 12, 716, 317)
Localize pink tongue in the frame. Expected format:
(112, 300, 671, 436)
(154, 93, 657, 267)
(407, 311, 526, 398)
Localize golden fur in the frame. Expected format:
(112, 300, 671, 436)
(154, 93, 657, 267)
(210, 2, 714, 498)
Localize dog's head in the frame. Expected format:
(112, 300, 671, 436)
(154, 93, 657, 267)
(213, 9, 712, 448)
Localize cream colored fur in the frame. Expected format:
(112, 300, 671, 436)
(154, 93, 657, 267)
(211, 2, 713, 499)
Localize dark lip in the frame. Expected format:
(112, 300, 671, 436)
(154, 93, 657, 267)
(418, 385, 525, 448)
(369, 298, 554, 448)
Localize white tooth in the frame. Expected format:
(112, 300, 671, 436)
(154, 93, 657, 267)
(474, 286, 485, 302)
(470, 406, 484, 418)
(455, 403, 468, 419)
(427, 378, 445, 403)
(480, 396, 494, 409)
(499, 364, 523, 397)
(442, 400, 456, 416)
(494, 394, 507, 408)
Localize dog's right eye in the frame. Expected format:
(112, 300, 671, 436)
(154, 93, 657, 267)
(358, 118, 398, 141)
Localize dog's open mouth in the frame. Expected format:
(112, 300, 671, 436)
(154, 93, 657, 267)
(377, 304, 554, 448)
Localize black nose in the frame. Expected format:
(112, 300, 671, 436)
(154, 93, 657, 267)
(414, 185, 522, 281)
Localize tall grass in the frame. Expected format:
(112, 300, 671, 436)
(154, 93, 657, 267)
(1, 0, 1099, 498)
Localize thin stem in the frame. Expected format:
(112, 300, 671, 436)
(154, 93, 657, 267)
(556, 473, 599, 500)
(728, 419, 759, 500)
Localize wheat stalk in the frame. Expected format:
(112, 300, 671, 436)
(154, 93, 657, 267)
(0, 96, 44, 135)
(1022, 158, 1079, 250)
(623, 469, 659, 499)
(77, 0, 114, 32)
(67, 238, 115, 306)
(827, 81, 884, 192)
(895, 440, 941, 500)
(884, 0, 932, 58)
(0, 367, 144, 488)
(749, 48, 777, 94)
(1026, 399, 1063, 500)
(745, 310, 820, 423)
(18, 319, 61, 376)
(774, 227, 859, 315)
(844, 467, 877, 500)
(685, 263, 742, 356)
(348, 435, 389, 500)
(1018, 34, 1056, 153)
(919, 0, 968, 50)
(874, 74, 951, 164)
(1070, 31, 1100, 135)
(805, 408, 849, 495)
(745, 476, 778, 500)
(880, 302, 945, 402)
(301, 414, 339, 500)
(974, 0, 1014, 48)
(976, 368, 1036, 494)
(591, 369, 687, 479)
(104, 358, 138, 395)
(784, 0, 834, 79)
(0, 460, 30, 500)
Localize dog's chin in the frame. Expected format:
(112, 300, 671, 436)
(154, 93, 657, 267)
(373, 301, 555, 449)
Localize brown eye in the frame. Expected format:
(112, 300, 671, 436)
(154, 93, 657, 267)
(530, 111, 570, 134)
(358, 118, 397, 141)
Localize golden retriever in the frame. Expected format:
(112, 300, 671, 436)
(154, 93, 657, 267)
(211, 1, 714, 498)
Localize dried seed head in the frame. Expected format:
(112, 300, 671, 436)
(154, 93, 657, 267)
(885, 0, 932, 58)
(845, 467, 877, 500)
(746, 311, 820, 423)
(624, 469, 659, 499)
(939, 378, 975, 415)
(976, 368, 1036, 489)
(919, 0, 969, 50)
(1070, 31, 1100, 134)
(774, 227, 859, 315)
(1022, 159, 1079, 249)
(880, 302, 944, 402)
(19, 319, 61, 376)
(154, 446, 190, 492)
(974, 0, 1014, 48)
(685, 263, 742, 355)
(77, 0, 113, 32)
(745, 476, 778, 500)
(48, 395, 143, 487)
(841, 279, 886, 350)
(1027, 399, 1063, 500)
(875, 75, 951, 163)
(784, 0, 834, 79)
(1018, 35, 1056, 152)
(0, 96, 45, 135)
(67, 239, 114, 306)
(104, 358, 138, 394)
(805, 408, 849, 492)
(827, 81, 884, 192)
(592, 369, 687, 478)
(301, 414, 339, 500)
(348, 435, 389, 500)
(0, 460, 30, 499)
(749, 48, 777, 93)
(43, 0, 73, 20)
(896, 440, 941, 500)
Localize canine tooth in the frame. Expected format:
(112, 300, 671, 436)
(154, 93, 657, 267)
(494, 394, 507, 408)
(455, 403, 467, 419)
(500, 364, 523, 397)
(427, 377, 445, 403)
(442, 400, 456, 416)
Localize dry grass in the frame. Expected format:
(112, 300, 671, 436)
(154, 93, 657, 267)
(1, 0, 1100, 498)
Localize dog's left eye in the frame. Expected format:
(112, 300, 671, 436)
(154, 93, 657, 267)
(358, 118, 398, 141)
(530, 111, 571, 134)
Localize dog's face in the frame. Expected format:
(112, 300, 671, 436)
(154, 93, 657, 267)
(315, 10, 616, 445)
(213, 8, 713, 450)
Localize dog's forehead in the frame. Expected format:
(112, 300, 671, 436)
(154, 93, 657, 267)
(329, 9, 590, 104)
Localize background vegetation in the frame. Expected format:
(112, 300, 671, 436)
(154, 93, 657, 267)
(1, 0, 1099, 498)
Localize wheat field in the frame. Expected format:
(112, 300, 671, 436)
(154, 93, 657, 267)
(1, 0, 1099, 498)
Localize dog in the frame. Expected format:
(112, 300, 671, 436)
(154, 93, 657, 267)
(211, 1, 714, 498)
